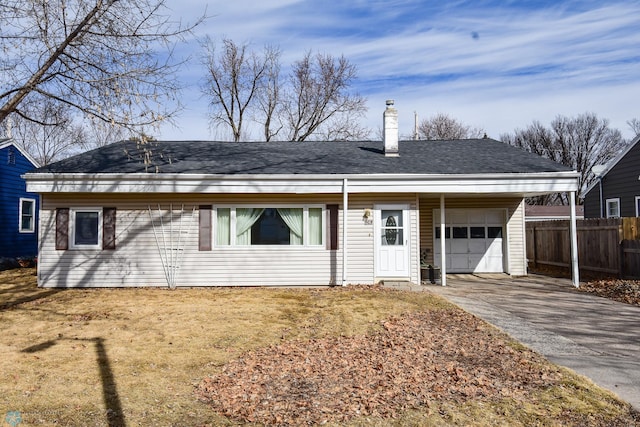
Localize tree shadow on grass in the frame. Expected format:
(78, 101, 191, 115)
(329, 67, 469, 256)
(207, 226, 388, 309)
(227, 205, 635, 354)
(0, 275, 62, 311)
(21, 337, 126, 427)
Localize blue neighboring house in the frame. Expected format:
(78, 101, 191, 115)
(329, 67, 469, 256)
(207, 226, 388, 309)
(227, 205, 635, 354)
(0, 138, 40, 258)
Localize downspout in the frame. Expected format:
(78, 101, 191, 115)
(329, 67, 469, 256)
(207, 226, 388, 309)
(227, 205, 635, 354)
(569, 191, 580, 287)
(440, 194, 447, 286)
(342, 178, 348, 286)
(415, 193, 421, 283)
(598, 177, 603, 218)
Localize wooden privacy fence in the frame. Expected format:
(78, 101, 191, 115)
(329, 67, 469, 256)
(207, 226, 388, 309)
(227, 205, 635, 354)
(526, 217, 640, 279)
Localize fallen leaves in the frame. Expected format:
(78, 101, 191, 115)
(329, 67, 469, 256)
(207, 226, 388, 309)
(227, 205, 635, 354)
(196, 308, 560, 425)
(580, 279, 640, 306)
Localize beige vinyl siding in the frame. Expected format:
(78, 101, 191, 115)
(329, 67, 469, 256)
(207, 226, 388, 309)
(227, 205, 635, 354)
(346, 194, 419, 284)
(343, 196, 374, 283)
(38, 194, 343, 287)
(508, 199, 527, 275)
(38, 192, 523, 287)
(418, 196, 526, 275)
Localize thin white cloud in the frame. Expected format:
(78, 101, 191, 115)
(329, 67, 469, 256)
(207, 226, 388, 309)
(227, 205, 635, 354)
(160, 1, 640, 140)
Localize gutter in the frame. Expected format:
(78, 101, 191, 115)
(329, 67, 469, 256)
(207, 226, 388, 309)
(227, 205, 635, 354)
(24, 171, 581, 195)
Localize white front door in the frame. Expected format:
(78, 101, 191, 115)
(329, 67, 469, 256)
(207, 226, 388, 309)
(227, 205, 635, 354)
(375, 205, 410, 278)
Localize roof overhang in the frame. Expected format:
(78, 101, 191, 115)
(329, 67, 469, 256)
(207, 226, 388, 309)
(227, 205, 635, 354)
(25, 171, 580, 196)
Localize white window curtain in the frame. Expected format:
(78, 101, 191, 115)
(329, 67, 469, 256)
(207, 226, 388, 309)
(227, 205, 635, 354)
(236, 208, 265, 245)
(277, 208, 303, 245)
(216, 208, 231, 245)
(308, 208, 322, 245)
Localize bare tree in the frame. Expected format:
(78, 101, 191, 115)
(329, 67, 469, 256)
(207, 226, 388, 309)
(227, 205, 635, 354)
(501, 113, 626, 204)
(283, 52, 367, 142)
(10, 100, 87, 165)
(627, 118, 640, 137)
(417, 113, 485, 140)
(313, 111, 371, 141)
(0, 0, 202, 133)
(200, 44, 368, 142)
(202, 38, 273, 142)
(255, 46, 283, 142)
(82, 120, 129, 149)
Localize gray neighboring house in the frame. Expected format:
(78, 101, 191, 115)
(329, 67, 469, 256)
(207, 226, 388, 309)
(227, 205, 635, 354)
(584, 134, 640, 218)
(25, 103, 580, 288)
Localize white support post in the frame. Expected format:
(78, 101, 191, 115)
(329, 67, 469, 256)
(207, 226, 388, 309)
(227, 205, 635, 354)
(342, 178, 348, 286)
(440, 194, 447, 287)
(569, 191, 580, 287)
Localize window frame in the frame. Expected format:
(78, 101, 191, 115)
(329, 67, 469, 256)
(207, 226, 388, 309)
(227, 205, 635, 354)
(605, 198, 621, 218)
(69, 207, 103, 250)
(636, 196, 640, 217)
(213, 204, 325, 248)
(19, 198, 36, 233)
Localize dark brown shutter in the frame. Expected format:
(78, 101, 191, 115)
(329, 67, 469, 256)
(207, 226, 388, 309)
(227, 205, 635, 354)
(103, 208, 116, 250)
(55, 208, 69, 250)
(199, 205, 212, 251)
(327, 204, 339, 250)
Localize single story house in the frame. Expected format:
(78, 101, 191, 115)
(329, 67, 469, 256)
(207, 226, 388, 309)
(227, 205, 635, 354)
(583, 134, 640, 218)
(0, 138, 40, 260)
(25, 102, 581, 288)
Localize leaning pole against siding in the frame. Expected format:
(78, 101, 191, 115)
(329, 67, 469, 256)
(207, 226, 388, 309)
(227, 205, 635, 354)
(148, 204, 196, 289)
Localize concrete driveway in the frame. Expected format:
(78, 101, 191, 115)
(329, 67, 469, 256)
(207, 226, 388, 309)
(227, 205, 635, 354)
(425, 274, 640, 411)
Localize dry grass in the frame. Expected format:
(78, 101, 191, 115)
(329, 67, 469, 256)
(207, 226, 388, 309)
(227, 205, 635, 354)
(0, 268, 638, 426)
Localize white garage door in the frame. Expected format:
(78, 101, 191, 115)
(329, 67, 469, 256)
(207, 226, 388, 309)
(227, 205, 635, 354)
(433, 209, 505, 273)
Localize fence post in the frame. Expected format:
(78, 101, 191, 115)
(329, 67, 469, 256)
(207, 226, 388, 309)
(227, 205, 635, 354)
(531, 224, 537, 268)
(620, 241, 625, 279)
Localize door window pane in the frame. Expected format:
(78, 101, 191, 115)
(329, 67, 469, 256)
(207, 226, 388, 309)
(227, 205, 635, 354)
(381, 210, 403, 245)
(381, 230, 403, 246)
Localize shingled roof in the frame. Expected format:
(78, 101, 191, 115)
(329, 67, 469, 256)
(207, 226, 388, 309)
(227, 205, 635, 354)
(33, 138, 571, 175)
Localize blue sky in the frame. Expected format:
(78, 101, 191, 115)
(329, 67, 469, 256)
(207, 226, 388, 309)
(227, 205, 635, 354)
(159, 0, 640, 140)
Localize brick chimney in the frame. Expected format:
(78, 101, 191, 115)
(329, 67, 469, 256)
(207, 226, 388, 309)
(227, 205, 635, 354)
(383, 100, 399, 157)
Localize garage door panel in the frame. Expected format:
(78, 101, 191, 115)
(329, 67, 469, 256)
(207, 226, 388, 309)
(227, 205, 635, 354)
(450, 212, 467, 223)
(450, 240, 468, 254)
(451, 255, 470, 270)
(485, 211, 504, 224)
(433, 208, 505, 274)
(468, 240, 486, 253)
(468, 211, 486, 224)
(469, 255, 485, 272)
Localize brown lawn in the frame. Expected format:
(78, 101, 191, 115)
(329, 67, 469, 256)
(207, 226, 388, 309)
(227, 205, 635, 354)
(0, 268, 638, 426)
